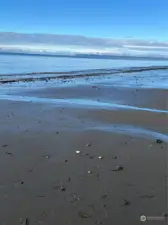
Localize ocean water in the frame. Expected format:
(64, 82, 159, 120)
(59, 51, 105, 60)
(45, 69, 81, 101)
(0, 54, 168, 90)
(0, 54, 167, 141)
(0, 53, 168, 74)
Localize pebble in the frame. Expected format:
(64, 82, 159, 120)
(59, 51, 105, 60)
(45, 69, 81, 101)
(110, 165, 124, 172)
(112, 156, 118, 159)
(78, 211, 90, 219)
(98, 156, 104, 159)
(5, 152, 13, 156)
(60, 186, 66, 191)
(102, 194, 107, 199)
(156, 139, 163, 144)
(86, 143, 91, 147)
(123, 199, 131, 206)
(2, 144, 8, 147)
(76, 150, 80, 154)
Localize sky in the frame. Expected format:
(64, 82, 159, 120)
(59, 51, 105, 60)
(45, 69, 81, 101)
(0, 0, 168, 57)
(0, 0, 168, 40)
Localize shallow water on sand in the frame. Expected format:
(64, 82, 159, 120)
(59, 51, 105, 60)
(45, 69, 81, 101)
(0, 55, 168, 224)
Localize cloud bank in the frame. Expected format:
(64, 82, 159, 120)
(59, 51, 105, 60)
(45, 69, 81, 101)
(0, 32, 168, 58)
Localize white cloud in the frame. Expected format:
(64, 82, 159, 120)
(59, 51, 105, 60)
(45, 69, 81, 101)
(0, 32, 168, 58)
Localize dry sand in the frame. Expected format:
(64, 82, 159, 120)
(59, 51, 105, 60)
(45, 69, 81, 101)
(0, 76, 168, 225)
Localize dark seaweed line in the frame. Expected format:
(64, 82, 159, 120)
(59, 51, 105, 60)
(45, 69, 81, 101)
(0, 65, 168, 84)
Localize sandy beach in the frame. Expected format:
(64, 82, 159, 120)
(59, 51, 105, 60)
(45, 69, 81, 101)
(0, 67, 168, 225)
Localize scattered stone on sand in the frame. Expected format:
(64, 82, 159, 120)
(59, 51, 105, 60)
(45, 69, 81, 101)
(65, 159, 68, 163)
(60, 185, 66, 191)
(110, 165, 124, 172)
(88, 170, 92, 174)
(156, 139, 163, 144)
(20, 181, 24, 185)
(5, 152, 13, 156)
(98, 156, 104, 159)
(90, 155, 95, 159)
(56, 131, 59, 134)
(36, 195, 45, 198)
(78, 211, 91, 219)
(112, 156, 118, 159)
(86, 143, 91, 147)
(102, 194, 107, 199)
(163, 213, 168, 218)
(96, 173, 100, 180)
(70, 193, 81, 203)
(2, 144, 8, 147)
(45, 155, 50, 159)
(76, 150, 81, 154)
(20, 218, 29, 225)
(123, 199, 131, 206)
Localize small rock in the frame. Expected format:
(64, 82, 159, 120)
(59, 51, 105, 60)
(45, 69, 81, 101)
(5, 152, 13, 156)
(123, 199, 131, 206)
(20, 218, 29, 225)
(36, 195, 45, 198)
(78, 211, 90, 219)
(25, 218, 29, 225)
(86, 143, 91, 147)
(102, 194, 107, 199)
(2, 144, 8, 147)
(156, 139, 163, 144)
(76, 150, 80, 154)
(65, 159, 68, 163)
(98, 156, 104, 159)
(89, 156, 95, 159)
(163, 213, 168, 218)
(45, 155, 50, 159)
(20, 181, 24, 185)
(60, 186, 66, 191)
(112, 156, 118, 159)
(110, 165, 124, 172)
(88, 170, 92, 174)
(68, 177, 71, 182)
(56, 132, 59, 135)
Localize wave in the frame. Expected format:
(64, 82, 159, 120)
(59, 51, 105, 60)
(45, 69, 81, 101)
(0, 94, 167, 114)
(0, 65, 168, 84)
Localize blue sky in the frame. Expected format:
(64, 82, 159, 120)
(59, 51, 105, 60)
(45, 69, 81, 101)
(0, 0, 168, 40)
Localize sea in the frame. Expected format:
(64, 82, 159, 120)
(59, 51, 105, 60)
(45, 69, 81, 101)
(0, 53, 168, 74)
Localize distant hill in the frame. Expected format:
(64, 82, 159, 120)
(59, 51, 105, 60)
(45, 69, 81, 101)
(0, 51, 167, 61)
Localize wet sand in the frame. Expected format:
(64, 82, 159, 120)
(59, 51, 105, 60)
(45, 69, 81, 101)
(0, 71, 168, 224)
